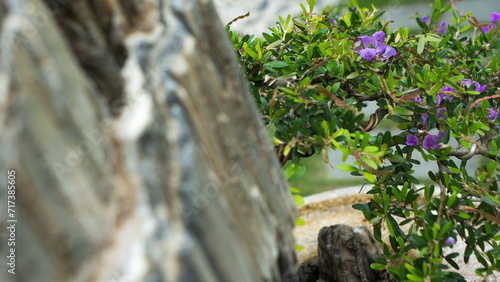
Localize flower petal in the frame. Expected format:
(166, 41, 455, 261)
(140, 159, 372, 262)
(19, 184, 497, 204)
(491, 12, 500, 24)
(406, 134, 419, 146)
(438, 21, 446, 34)
(358, 35, 372, 48)
(423, 135, 438, 150)
(360, 48, 377, 62)
(372, 31, 385, 43)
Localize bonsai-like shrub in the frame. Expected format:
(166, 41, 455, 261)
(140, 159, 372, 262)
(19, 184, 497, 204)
(228, 0, 500, 280)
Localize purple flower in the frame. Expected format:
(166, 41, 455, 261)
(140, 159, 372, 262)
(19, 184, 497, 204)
(406, 134, 419, 146)
(382, 46, 397, 59)
(358, 35, 372, 48)
(461, 79, 473, 88)
(437, 131, 443, 140)
(354, 45, 362, 53)
(445, 237, 456, 245)
(329, 19, 335, 24)
(360, 48, 377, 62)
(371, 40, 383, 53)
(372, 31, 385, 43)
(491, 12, 500, 24)
(488, 108, 498, 120)
(474, 82, 486, 93)
(438, 21, 446, 34)
(423, 134, 439, 150)
(441, 86, 454, 92)
(482, 23, 497, 34)
(413, 96, 423, 104)
(436, 94, 442, 106)
(421, 113, 428, 126)
(421, 16, 430, 26)
(437, 108, 446, 119)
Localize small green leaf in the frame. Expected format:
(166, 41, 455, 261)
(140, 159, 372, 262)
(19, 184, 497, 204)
(371, 263, 386, 271)
(488, 160, 496, 175)
(459, 212, 470, 219)
(337, 164, 358, 172)
(363, 171, 376, 183)
(386, 217, 395, 237)
(428, 81, 443, 96)
(264, 61, 289, 68)
(296, 217, 305, 226)
(284, 145, 291, 157)
(293, 194, 305, 206)
(306, 0, 316, 13)
(417, 36, 426, 54)
(426, 34, 442, 43)
(447, 191, 457, 208)
(322, 120, 330, 137)
(346, 71, 360, 79)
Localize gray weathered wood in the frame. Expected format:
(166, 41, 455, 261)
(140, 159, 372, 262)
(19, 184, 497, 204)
(0, 0, 297, 281)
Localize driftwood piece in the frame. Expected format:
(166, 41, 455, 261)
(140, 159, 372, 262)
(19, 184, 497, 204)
(0, 0, 296, 281)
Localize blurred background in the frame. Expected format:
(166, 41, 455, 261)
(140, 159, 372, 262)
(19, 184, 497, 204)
(214, 0, 500, 196)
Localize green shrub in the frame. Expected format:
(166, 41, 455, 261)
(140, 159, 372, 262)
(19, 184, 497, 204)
(228, 0, 500, 280)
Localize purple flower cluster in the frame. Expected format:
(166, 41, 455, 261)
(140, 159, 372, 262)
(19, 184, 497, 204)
(461, 79, 486, 93)
(355, 31, 397, 62)
(406, 133, 439, 150)
(482, 12, 500, 34)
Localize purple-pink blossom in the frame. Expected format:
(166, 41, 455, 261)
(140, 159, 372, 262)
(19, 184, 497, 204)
(423, 134, 439, 150)
(358, 35, 372, 48)
(438, 21, 446, 34)
(436, 131, 443, 140)
(491, 12, 500, 24)
(445, 237, 456, 245)
(474, 82, 486, 92)
(482, 23, 497, 35)
(382, 46, 397, 59)
(372, 31, 385, 43)
(421, 113, 428, 126)
(420, 16, 430, 26)
(406, 134, 419, 146)
(462, 79, 473, 88)
(436, 94, 442, 106)
(441, 86, 455, 92)
(437, 108, 446, 119)
(413, 96, 423, 104)
(360, 48, 377, 61)
(488, 108, 498, 120)
(373, 40, 386, 54)
(462, 79, 486, 92)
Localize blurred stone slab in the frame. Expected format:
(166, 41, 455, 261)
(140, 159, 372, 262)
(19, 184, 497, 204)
(0, 0, 297, 281)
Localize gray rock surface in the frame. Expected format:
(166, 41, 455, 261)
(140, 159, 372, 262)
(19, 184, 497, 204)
(0, 0, 297, 281)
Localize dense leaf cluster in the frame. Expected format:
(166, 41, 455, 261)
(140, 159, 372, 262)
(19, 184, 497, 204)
(228, 0, 500, 280)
